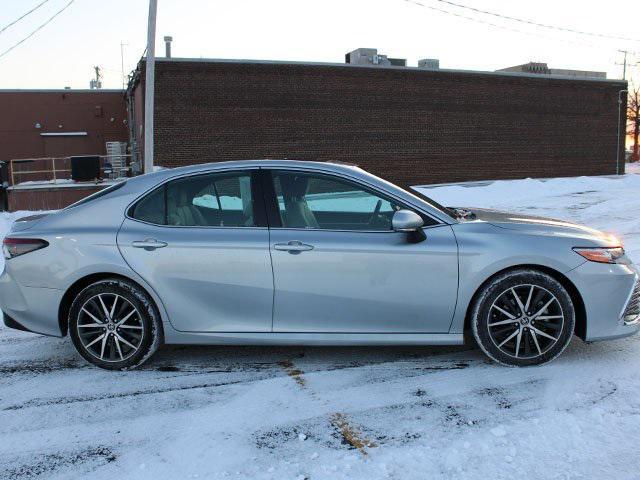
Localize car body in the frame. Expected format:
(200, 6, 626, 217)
(1, 160, 639, 368)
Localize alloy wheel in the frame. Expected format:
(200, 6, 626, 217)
(487, 284, 564, 359)
(76, 293, 144, 362)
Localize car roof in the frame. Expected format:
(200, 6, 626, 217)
(125, 159, 366, 188)
(142, 159, 360, 177)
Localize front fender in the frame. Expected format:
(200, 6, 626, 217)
(448, 222, 586, 333)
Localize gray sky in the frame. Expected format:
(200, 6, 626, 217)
(0, 0, 638, 89)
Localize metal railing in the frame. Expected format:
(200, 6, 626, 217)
(8, 155, 131, 186)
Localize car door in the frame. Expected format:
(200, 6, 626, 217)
(117, 169, 274, 332)
(265, 169, 459, 333)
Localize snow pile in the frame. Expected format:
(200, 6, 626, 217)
(417, 171, 640, 261)
(17, 179, 75, 186)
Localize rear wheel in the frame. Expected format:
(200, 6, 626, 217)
(471, 269, 575, 366)
(69, 279, 162, 370)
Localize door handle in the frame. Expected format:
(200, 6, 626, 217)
(273, 241, 314, 253)
(131, 239, 168, 250)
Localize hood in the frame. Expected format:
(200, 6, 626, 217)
(459, 207, 620, 246)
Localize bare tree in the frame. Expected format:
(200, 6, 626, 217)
(628, 85, 640, 162)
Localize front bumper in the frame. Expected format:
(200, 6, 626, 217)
(620, 280, 640, 325)
(0, 268, 63, 337)
(566, 261, 640, 341)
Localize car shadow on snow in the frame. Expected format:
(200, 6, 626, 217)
(145, 343, 477, 373)
(1, 328, 636, 378)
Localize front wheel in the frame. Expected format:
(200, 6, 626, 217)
(471, 269, 575, 366)
(69, 279, 162, 370)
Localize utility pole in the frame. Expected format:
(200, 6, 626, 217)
(144, 0, 158, 174)
(120, 41, 128, 90)
(617, 89, 628, 174)
(617, 49, 629, 80)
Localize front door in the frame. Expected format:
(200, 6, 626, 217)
(117, 169, 273, 332)
(266, 169, 459, 333)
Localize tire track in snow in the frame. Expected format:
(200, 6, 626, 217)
(0, 359, 87, 375)
(0, 446, 116, 480)
(2, 379, 242, 411)
(277, 358, 377, 455)
(267, 352, 630, 456)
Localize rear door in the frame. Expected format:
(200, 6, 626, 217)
(117, 169, 273, 332)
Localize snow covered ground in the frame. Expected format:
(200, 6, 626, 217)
(2, 168, 640, 479)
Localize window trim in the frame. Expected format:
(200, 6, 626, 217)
(263, 169, 441, 233)
(126, 168, 268, 229)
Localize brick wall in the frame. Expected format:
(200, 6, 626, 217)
(0, 90, 128, 163)
(137, 60, 627, 187)
(7, 185, 107, 211)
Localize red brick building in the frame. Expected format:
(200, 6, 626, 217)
(129, 58, 628, 187)
(0, 89, 128, 210)
(0, 89, 128, 162)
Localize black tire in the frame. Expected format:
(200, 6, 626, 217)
(471, 269, 575, 367)
(69, 279, 162, 370)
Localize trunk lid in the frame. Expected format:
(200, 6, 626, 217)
(9, 213, 52, 233)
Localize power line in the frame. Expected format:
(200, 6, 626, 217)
(402, 0, 606, 51)
(429, 0, 640, 43)
(0, 0, 50, 35)
(0, 0, 74, 60)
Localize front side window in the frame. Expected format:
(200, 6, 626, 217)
(131, 172, 256, 227)
(272, 171, 404, 231)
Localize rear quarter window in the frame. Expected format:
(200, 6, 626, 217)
(130, 186, 166, 225)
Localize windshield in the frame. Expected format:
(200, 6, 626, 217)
(407, 187, 458, 220)
(349, 166, 458, 221)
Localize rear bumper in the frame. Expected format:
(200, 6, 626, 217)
(3, 313, 34, 332)
(0, 268, 63, 337)
(566, 261, 640, 341)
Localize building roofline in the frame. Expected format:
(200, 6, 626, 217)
(144, 56, 626, 85)
(0, 89, 124, 93)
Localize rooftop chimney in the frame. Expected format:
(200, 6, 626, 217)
(164, 36, 173, 58)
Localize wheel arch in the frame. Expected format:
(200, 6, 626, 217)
(463, 264, 587, 341)
(58, 272, 165, 338)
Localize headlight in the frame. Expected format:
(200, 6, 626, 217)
(573, 247, 628, 264)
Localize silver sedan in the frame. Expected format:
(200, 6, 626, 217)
(1, 160, 638, 369)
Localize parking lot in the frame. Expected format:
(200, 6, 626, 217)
(2, 169, 640, 480)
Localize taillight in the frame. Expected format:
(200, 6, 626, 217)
(2, 238, 49, 259)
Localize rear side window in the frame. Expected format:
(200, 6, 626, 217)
(130, 172, 257, 227)
(166, 172, 254, 227)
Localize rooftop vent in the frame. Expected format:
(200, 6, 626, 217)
(418, 58, 440, 69)
(345, 48, 406, 67)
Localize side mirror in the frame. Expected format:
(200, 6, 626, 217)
(392, 209, 424, 232)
